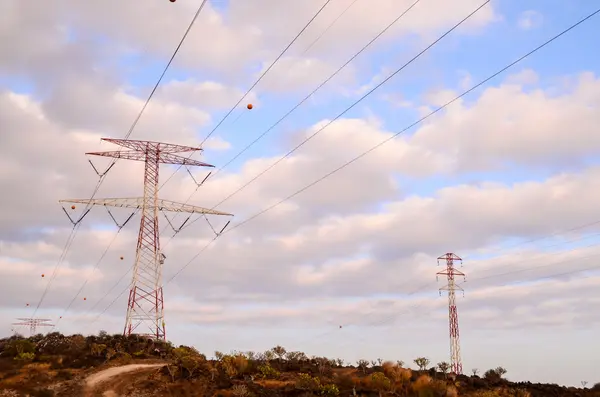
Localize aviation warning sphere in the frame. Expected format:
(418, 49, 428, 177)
(71, 205, 76, 210)
(247, 103, 253, 110)
(83, 297, 87, 301)
(170, 0, 176, 2)
(120, 256, 124, 260)
(41, 274, 45, 277)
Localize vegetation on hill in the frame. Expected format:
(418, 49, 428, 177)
(0, 332, 598, 396)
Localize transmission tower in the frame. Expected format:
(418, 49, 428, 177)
(436, 253, 466, 375)
(60, 138, 233, 340)
(12, 318, 54, 336)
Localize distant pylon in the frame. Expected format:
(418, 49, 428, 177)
(60, 139, 233, 341)
(12, 318, 54, 336)
(436, 253, 466, 375)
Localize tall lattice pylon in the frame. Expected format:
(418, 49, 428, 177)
(61, 138, 233, 340)
(436, 253, 466, 375)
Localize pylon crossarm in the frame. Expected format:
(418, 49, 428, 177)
(100, 138, 203, 153)
(86, 150, 214, 167)
(439, 284, 464, 292)
(16, 318, 52, 322)
(59, 198, 234, 216)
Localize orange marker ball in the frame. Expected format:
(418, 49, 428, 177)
(41, 274, 45, 277)
(120, 256, 124, 260)
(83, 297, 87, 301)
(247, 104, 253, 110)
(71, 205, 76, 210)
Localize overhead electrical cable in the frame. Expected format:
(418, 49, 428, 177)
(301, 0, 362, 55)
(181, 0, 491, 222)
(33, 0, 210, 318)
(86, 221, 600, 331)
(81, 5, 598, 328)
(158, 0, 335, 190)
(158, 0, 423, 250)
(79, 5, 600, 332)
(224, 6, 600, 234)
(338, 263, 600, 350)
(53, 0, 334, 325)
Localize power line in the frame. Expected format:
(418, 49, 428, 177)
(195, 0, 491, 212)
(158, 0, 423, 247)
(158, 0, 335, 190)
(53, 0, 338, 332)
(129, 5, 600, 310)
(296, 252, 600, 350)
(31, 0, 210, 317)
(301, 0, 362, 55)
(61, 0, 356, 325)
(88, 245, 600, 345)
(75, 6, 599, 332)
(84, 221, 600, 332)
(227, 6, 600, 233)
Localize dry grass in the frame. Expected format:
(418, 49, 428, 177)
(254, 379, 294, 388)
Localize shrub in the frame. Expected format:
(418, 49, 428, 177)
(14, 352, 35, 362)
(319, 383, 340, 396)
(258, 364, 279, 379)
(296, 373, 320, 391)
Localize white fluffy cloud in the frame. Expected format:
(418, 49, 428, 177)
(518, 10, 544, 30)
(0, 0, 598, 387)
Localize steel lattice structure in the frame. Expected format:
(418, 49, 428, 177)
(12, 318, 54, 336)
(436, 253, 466, 375)
(61, 138, 233, 340)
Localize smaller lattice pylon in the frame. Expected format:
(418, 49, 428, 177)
(12, 318, 54, 336)
(436, 253, 466, 375)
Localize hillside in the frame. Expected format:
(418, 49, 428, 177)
(0, 332, 597, 397)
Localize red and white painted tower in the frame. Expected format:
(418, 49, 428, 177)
(436, 253, 466, 375)
(61, 138, 233, 340)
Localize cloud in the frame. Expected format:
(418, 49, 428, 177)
(411, 71, 600, 172)
(517, 10, 544, 30)
(2, 0, 599, 387)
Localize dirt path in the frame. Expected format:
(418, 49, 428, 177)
(85, 363, 165, 396)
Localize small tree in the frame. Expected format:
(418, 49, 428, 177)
(357, 359, 369, 374)
(472, 368, 479, 376)
(414, 357, 430, 371)
(263, 350, 275, 361)
(396, 360, 404, 368)
(371, 372, 391, 397)
(495, 366, 507, 378)
(581, 381, 588, 388)
(271, 345, 286, 360)
(437, 361, 450, 378)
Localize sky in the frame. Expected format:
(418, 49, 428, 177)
(1, 0, 600, 387)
